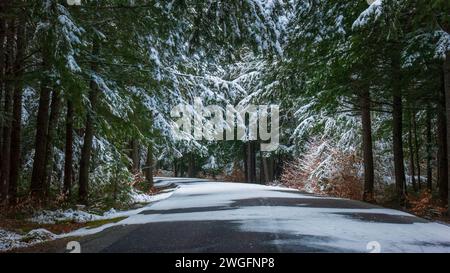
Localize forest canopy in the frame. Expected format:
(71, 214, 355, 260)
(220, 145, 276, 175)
(0, 0, 449, 217)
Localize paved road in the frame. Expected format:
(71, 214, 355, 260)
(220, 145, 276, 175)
(53, 178, 450, 253)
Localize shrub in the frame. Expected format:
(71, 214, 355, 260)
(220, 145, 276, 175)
(280, 139, 363, 200)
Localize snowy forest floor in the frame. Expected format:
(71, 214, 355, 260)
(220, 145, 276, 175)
(0, 179, 177, 252)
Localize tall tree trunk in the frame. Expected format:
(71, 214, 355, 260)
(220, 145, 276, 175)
(262, 155, 273, 184)
(187, 153, 195, 177)
(0, 19, 14, 203)
(179, 161, 185, 177)
(391, 49, 406, 203)
(426, 106, 433, 191)
(243, 143, 248, 182)
(63, 100, 74, 197)
(438, 72, 448, 206)
(145, 144, 154, 188)
(78, 39, 100, 204)
(247, 141, 256, 183)
(259, 151, 264, 184)
(408, 114, 417, 192)
(360, 89, 375, 202)
(393, 94, 406, 202)
(173, 158, 178, 177)
(43, 90, 62, 196)
(30, 39, 53, 200)
(9, 15, 26, 205)
(444, 51, 450, 213)
(0, 6, 6, 162)
(130, 139, 140, 173)
(412, 111, 421, 190)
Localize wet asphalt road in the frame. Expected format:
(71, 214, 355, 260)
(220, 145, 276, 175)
(41, 178, 450, 253)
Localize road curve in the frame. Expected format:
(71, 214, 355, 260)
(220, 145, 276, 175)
(50, 178, 450, 253)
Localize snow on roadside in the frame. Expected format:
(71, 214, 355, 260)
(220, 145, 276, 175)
(1, 189, 175, 252)
(31, 209, 102, 225)
(0, 229, 56, 252)
(129, 188, 174, 204)
(30, 190, 175, 224)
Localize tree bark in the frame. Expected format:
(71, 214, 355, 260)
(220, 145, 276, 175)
(426, 106, 432, 191)
(145, 144, 154, 188)
(391, 48, 406, 203)
(360, 89, 375, 202)
(78, 39, 100, 204)
(30, 33, 53, 200)
(262, 155, 273, 184)
(438, 73, 448, 206)
(247, 141, 256, 183)
(43, 89, 62, 196)
(393, 93, 406, 202)
(63, 100, 74, 197)
(0, 19, 14, 203)
(187, 153, 195, 177)
(412, 111, 421, 190)
(408, 114, 417, 192)
(0, 7, 6, 161)
(444, 51, 450, 213)
(243, 143, 248, 182)
(130, 139, 140, 173)
(173, 158, 178, 177)
(9, 15, 26, 205)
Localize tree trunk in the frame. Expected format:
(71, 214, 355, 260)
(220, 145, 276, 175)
(243, 143, 248, 182)
(145, 144, 154, 188)
(360, 89, 375, 202)
(30, 39, 53, 200)
(438, 73, 448, 206)
(173, 158, 178, 177)
(391, 48, 406, 203)
(412, 111, 421, 190)
(63, 100, 74, 197)
(0, 7, 6, 164)
(187, 153, 195, 177)
(30, 85, 51, 198)
(179, 161, 185, 177)
(130, 139, 140, 173)
(78, 39, 100, 204)
(426, 106, 433, 191)
(0, 19, 14, 203)
(444, 51, 450, 213)
(262, 155, 273, 184)
(259, 151, 264, 184)
(408, 114, 417, 192)
(43, 90, 62, 196)
(8, 16, 26, 205)
(393, 93, 406, 202)
(247, 141, 256, 183)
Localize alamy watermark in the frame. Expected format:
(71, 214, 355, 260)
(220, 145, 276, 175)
(170, 98, 280, 152)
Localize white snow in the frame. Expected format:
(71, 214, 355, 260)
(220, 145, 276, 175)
(31, 209, 103, 225)
(0, 229, 56, 252)
(435, 30, 450, 59)
(30, 190, 175, 225)
(352, 0, 383, 29)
